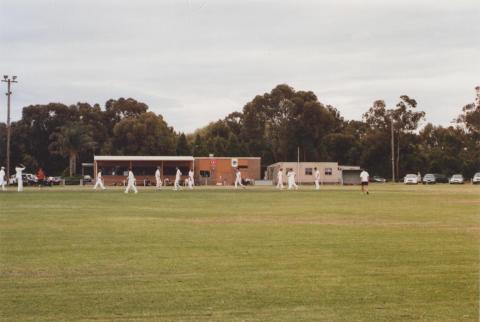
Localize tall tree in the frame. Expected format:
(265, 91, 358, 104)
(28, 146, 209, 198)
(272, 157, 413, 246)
(176, 133, 191, 155)
(48, 122, 96, 176)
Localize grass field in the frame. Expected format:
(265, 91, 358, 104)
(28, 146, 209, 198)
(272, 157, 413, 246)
(0, 184, 478, 321)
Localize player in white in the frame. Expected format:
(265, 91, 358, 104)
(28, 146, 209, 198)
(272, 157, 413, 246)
(93, 169, 106, 190)
(287, 169, 298, 190)
(174, 167, 182, 191)
(360, 169, 369, 194)
(276, 168, 284, 190)
(188, 169, 194, 189)
(15, 164, 26, 192)
(0, 166, 6, 191)
(234, 168, 245, 189)
(155, 166, 162, 190)
(124, 168, 138, 194)
(314, 167, 320, 190)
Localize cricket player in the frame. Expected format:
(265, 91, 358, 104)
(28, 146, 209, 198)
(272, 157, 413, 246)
(125, 168, 138, 194)
(174, 167, 182, 191)
(188, 169, 194, 189)
(155, 166, 162, 190)
(15, 164, 26, 192)
(314, 167, 320, 190)
(0, 166, 6, 191)
(93, 169, 106, 190)
(234, 168, 246, 189)
(360, 169, 369, 194)
(276, 168, 284, 190)
(287, 169, 298, 190)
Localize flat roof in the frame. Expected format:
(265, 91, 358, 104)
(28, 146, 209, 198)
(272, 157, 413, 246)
(94, 155, 194, 161)
(195, 157, 261, 160)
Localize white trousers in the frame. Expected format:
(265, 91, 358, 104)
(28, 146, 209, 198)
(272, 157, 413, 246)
(155, 177, 162, 190)
(17, 179, 23, 192)
(93, 178, 105, 190)
(315, 180, 320, 190)
(188, 178, 194, 189)
(174, 179, 182, 190)
(125, 180, 138, 193)
(288, 179, 298, 190)
(235, 178, 243, 188)
(276, 180, 284, 189)
(0, 180, 5, 191)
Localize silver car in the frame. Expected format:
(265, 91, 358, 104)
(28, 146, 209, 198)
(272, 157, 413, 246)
(449, 174, 464, 184)
(473, 172, 480, 185)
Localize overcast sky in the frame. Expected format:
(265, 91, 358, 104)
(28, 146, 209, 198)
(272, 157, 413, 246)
(0, 0, 479, 132)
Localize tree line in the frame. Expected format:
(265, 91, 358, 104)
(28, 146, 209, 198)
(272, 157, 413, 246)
(0, 84, 478, 178)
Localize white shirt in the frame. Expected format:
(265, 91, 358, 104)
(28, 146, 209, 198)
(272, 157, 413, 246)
(0, 169, 5, 182)
(176, 169, 182, 180)
(15, 167, 25, 179)
(188, 170, 194, 179)
(155, 169, 161, 179)
(360, 170, 369, 182)
(287, 171, 295, 179)
(128, 171, 135, 182)
(236, 171, 241, 179)
(314, 170, 320, 180)
(97, 171, 102, 179)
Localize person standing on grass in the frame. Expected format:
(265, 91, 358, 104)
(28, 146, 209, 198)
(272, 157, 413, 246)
(36, 168, 45, 187)
(93, 169, 106, 190)
(276, 168, 284, 190)
(234, 168, 246, 189)
(155, 166, 162, 190)
(188, 169, 194, 189)
(15, 164, 26, 192)
(360, 169, 370, 194)
(174, 167, 182, 191)
(125, 168, 138, 194)
(287, 169, 298, 190)
(0, 166, 6, 191)
(314, 167, 321, 190)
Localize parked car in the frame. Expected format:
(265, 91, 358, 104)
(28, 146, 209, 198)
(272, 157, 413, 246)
(47, 176, 62, 185)
(404, 174, 418, 184)
(8, 174, 37, 185)
(83, 175, 92, 183)
(472, 172, 480, 185)
(372, 176, 386, 183)
(449, 174, 464, 184)
(433, 173, 449, 183)
(423, 173, 436, 184)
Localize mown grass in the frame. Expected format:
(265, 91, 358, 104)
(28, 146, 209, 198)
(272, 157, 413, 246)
(0, 184, 478, 321)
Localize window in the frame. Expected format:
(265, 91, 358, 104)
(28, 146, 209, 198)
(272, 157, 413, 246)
(200, 170, 210, 178)
(238, 165, 248, 169)
(305, 168, 313, 175)
(325, 168, 333, 176)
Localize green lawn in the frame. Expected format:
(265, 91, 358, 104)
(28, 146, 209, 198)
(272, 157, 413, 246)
(0, 184, 478, 321)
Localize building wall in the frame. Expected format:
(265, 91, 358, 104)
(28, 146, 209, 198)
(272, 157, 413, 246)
(194, 157, 261, 185)
(268, 162, 341, 184)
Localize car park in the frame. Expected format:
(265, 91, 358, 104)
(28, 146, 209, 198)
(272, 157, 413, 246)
(449, 174, 464, 184)
(404, 174, 418, 184)
(472, 172, 480, 184)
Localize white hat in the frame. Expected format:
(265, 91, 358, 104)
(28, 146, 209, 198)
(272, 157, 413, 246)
(1, 166, 4, 169)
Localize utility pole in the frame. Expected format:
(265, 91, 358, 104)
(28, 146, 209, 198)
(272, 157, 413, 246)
(390, 114, 395, 183)
(2, 75, 18, 181)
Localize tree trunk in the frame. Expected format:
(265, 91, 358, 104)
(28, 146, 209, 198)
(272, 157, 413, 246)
(69, 152, 77, 177)
(396, 131, 400, 180)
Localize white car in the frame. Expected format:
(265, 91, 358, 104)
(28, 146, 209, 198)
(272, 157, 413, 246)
(472, 172, 480, 185)
(449, 174, 464, 184)
(404, 174, 418, 184)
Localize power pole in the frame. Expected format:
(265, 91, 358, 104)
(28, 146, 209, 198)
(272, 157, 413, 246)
(2, 75, 18, 181)
(391, 113, 395, 183)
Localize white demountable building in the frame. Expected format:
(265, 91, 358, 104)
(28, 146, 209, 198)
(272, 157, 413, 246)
(266, 162, 361, 185)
